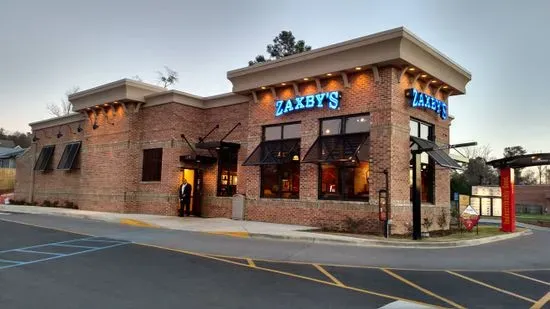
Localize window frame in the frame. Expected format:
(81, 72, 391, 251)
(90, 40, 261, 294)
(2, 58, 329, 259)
(260, 122, 301, 199)
(409, 118, 435, 204)
(141, 148, 163, 182)
(316, 114, 370, 201)
(216, 147, 239, 197)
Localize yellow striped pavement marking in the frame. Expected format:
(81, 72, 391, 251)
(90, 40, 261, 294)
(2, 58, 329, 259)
(246, 258, 256, 267)
(206, 231, 250, 238)
(504, 271, 550, 286)
(313, 264, 345, 287)
(119, 219, 158, 228)
(447, 271, 536, 304)
(531, 292, 550, 309)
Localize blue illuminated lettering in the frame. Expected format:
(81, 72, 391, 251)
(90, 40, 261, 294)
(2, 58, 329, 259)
(406, 88, 448, 120)
(274, 91, 342, 116)
(275, 100, 284, 117)
(305, 95, 315, 108)
(294, 97, 305, 110)
(315, 93, 326, 108)
(327, 91, 340, 109)
(283, 100, 294, 113)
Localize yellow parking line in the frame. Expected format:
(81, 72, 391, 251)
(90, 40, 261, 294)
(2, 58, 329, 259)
(383, 268, 465, 309)
(246, 258, 256, 267)
(531, 292, 550, 309)
(504, 271, 550, 286)
(119, 219, 158, 228)
(313, 264, 344, 287)
(206, 231, 250, 238)
(137, 243, 441, 308)
(447, 271, 536, 304)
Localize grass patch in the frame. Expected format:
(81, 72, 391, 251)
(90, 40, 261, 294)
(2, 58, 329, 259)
(427, 225, 515, 241)
(516, 214, 550, 227)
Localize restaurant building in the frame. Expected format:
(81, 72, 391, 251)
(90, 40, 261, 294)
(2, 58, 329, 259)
(15, 27, 471, 234)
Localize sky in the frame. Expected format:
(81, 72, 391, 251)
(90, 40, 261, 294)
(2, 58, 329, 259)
(1, 0, 549, 158)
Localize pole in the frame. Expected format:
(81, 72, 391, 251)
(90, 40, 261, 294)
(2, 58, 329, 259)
(384, 169, 390, 238)
(412, 152, 422, 240)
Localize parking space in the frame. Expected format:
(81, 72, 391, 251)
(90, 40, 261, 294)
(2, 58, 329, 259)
(1, 218, 549, 309)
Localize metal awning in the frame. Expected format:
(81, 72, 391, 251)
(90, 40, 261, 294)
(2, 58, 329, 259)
(487, 153, 550, 169)
(302, 133, 368, 164)
(242, 139, 300, 166)
(195, 141, 240, 150)
(180, 154, 217, 165)
(410, 136, 461, 169)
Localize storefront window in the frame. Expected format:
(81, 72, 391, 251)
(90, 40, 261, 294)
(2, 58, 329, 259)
(320, 162, 369, 200)
(217, 147, 239, 197)
(142, 148, 163, 181)
(260, 123, 300, 199)
(409, 119, 435, 203)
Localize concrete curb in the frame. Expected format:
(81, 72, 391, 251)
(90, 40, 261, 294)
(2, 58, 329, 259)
(248, 229, 532, 249)
(0, 205, 533, 248)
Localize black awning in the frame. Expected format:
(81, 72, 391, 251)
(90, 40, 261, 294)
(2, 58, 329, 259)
(488, 153, 550, 169)
(302, 133, 369, 164)
(242, 139, 300, 166)
(180, 154, 217, 165)
(195, 141, 240, 150)
(34, 145, 55, 171)
(410, 136, 461, 169)
(57, 141, 82, 170)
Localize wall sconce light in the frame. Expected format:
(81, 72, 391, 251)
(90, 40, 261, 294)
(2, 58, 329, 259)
(292, 155, 300, 161)
(56, 130, 63, 138)
(92, 122, 99, 130)
(77, 124, 83, 132)
(32, 135, 40, 142)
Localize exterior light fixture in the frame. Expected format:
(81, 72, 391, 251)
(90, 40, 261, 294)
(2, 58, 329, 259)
(408, 68, 415, 71)
(421, 74, 427, 78)
(281, 83, 286, 86)
(326, 73, 333, 76)
(56, 130, 63, 138)
(355, 67, 362, 70)
(77, 124, 83, 132)
(303, 77, 309, 81)
(261, 86, 266, 90)
(32, 135, 40, 142)
(292, 155, 300, 161)
(431, 80, 438, 83)
(92, 122, 99, 130)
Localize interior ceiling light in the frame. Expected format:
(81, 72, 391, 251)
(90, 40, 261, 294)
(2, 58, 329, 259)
(443, 85, 448, 89)
(281, 83, 286, 86)
(431, 80, 438, 83)
(103, 103, 109, 106)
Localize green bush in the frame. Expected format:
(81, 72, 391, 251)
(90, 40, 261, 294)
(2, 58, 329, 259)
(42, 200, 52, 207)
(52, 201, 60, 208)
(63, 201, 78, 209)
(437, 208, 448, 229)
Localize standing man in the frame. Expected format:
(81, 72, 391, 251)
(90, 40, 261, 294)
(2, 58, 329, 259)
(178, 178, 192, 217)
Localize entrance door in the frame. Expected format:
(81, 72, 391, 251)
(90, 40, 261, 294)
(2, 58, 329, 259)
(182, 169, 203, 217)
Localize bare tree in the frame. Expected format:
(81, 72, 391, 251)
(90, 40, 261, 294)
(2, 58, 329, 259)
(130, 75, 143, 82)
(460, 144, 493, 161)
(536, 165, 547, 184)
(46, 86, 80, 117)
(157, 66, 178, 88)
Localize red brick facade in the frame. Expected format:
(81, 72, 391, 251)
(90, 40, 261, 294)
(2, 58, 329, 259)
(16, 28, 470, 234)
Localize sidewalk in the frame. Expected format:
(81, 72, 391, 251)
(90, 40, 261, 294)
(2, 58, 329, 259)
(0, 205, 534, 248)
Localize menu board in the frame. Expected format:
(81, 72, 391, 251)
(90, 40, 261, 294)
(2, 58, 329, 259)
(492, 198, 502, 217)
(481, 198, 492, 216)
(470, 197, 481, 214)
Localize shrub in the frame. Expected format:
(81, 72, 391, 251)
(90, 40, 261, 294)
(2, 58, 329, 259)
(343, 216, 372, 234)
(64, 201, 78, 209)
(422, 216, 434, 232)
(437, 208, 448, 229)
(404, 221, 413, 235)
(52, 201, 60, 208)
(42, 200, 52, 207)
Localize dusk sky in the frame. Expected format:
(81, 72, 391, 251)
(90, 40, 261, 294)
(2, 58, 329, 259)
(1, 0, 549, 158)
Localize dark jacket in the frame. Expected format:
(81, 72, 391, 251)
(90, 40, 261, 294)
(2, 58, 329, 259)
(178, 183, 192, 201)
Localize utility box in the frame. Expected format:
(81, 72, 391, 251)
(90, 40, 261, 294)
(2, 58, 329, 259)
(232, 194, 245, 220)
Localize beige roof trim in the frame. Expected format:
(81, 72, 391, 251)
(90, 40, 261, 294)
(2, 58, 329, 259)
(227, 27, 471, 94)
(69, 79, 165, 101)
(144, 90, 249, 109)
(29, 113, 85, 131)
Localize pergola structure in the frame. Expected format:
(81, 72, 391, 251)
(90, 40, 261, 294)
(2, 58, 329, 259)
(487, 153, 550, 232)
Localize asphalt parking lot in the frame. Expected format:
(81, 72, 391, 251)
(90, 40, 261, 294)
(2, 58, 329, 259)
(0, 217, 548, 309)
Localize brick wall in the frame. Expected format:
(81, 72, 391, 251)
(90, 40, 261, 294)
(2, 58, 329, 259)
(515, 185, 550, 212)
(15, 67, 455, 234)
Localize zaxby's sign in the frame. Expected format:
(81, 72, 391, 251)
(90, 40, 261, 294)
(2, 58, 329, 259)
(275, 91, 341, 117)
(405, 88, 448, 120)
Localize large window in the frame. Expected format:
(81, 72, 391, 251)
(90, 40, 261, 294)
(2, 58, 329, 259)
(410, 119, 435, 203)
(142, 148, 163, 182)
(260, 123, 300, 199)
(217, 147, 239, 196)
(318, 114, 370, 201)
